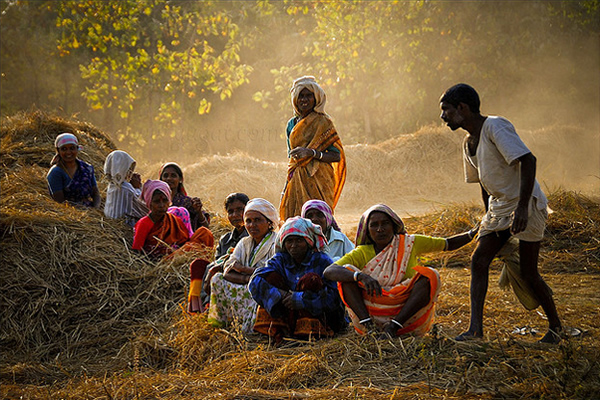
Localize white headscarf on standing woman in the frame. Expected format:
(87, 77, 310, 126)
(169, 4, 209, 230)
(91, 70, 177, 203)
(290, 76, 328, 117)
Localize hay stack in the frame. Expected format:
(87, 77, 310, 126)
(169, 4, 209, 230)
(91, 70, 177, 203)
(1, 110, 116, 173)
(0, 111, 216, 373)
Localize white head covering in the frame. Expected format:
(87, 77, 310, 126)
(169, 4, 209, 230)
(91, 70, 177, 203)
(244, 198, 279, 229)
(104, 150, 136, 187)
(290, 76, 327, 117)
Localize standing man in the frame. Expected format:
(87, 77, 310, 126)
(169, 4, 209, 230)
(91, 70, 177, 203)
(439, 83, 561, 343)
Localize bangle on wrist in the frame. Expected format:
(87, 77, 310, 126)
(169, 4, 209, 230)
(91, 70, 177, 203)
(312, 149, 317, 158)
(319, 151, 324, 160)
(353, 271, 361, 281)
(359, 317, 372, 325)
(390, 319, 403, 328)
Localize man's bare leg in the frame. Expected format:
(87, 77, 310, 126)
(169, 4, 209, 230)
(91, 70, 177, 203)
(456, 231, 509, 341)
(519, 240, 562, 343)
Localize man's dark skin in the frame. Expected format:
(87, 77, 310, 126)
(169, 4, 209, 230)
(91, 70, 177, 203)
(440, 95, 562, 344)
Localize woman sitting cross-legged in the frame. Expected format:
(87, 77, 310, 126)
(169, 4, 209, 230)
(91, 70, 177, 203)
(132, 180, 214, 259)
(301, 199, 354, 261)
(323, 204, 477, 337)
(207, 198, 278, 333)
(249, 217, 346, 341)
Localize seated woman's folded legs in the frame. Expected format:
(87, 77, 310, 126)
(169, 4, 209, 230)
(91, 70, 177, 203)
(393, 275, 431, 327)
(340, 281, 370, 322)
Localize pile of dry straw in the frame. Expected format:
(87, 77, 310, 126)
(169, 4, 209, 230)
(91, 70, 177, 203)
(1, 111, 216, 372)
(1, 111, 599, 399)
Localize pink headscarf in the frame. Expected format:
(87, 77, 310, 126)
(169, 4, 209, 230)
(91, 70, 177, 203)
(51, 133, 82, 165)
(276, 216, 327, 253)
(141, 180, 172, 209)
(54, 133, 80, 149)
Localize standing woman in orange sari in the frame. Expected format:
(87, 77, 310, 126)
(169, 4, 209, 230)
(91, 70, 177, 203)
(279, 76, 346, 220)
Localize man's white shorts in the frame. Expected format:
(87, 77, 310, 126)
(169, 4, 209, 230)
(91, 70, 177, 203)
(479, 197, 548, 242)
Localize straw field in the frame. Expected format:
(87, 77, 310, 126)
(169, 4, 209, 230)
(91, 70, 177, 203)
(1, 111, 599, 399)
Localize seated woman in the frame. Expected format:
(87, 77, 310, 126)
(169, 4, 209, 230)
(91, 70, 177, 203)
(103, 150, 147, 226)
(301, 199, 354, 261)
(323, 204, 477, 337)
(159, 162, 210, 231)
(249, 217, 346, 341)
(46, 133, 101, 208)
(207, 198, 278, 333)
(215, 193, 251, 259)
(188, 192, 250, 313)
(132, 180, 214, 259)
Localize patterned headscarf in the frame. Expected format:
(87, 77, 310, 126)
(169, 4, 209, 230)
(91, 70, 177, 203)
(55, 133, 81, 149)
(244, 198, 279, 228)
(290, 76, 327, 117)
(301, 199, 341, 231)
(276, 216, 327, 253)
(141, 179, 172, 209)
(104, 150, 135, 187)
(355, 204, 406, 246)
(158, 162, 187, 196)
(51, 133, 82, 165)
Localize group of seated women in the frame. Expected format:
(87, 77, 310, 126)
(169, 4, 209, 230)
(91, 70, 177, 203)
(46, 133, 215, 259)
(46, 132, 477, 342)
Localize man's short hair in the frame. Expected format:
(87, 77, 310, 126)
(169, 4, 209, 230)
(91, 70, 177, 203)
(441, 83, 480, 114)
(224, 192, 250, 209)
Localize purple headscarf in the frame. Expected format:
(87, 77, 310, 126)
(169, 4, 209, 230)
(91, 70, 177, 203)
(301, 199, 340, 231)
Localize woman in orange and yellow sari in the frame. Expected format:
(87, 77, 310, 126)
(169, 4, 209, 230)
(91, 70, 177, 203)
(279, 76, 346, 220)
(324, 204, 477, 337)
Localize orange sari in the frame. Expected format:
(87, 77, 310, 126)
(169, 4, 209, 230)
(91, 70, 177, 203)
(338, 235, 441, 336)
(279, 112, 346, 220)
(143, 213, 214, 258)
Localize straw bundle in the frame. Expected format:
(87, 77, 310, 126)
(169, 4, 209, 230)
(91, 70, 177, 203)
(341, 126, 469, 210)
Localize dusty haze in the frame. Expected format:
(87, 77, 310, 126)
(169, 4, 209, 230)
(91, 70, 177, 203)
(131, 25, 599, 228)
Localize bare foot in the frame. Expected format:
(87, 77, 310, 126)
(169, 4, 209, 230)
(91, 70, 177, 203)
(455, 331, 483, 341)
(539, 328, 561, 344)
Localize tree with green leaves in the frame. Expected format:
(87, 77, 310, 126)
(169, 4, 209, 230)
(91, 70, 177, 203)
(55, 0, 252, 148)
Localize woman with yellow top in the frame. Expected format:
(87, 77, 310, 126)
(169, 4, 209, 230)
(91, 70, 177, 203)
(324, 204, 477, 337)
(279, 76, 346, 220)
